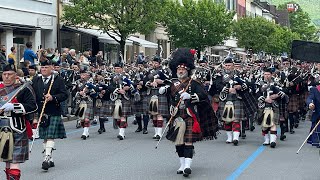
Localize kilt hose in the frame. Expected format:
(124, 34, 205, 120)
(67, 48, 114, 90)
(147, 89, 169, 117)
(96, 100, 113, 117)
(1, 131, 29, 163)
(219, 99, 246, 121)
(39, 116, 67, 140)
(288, 94, 299, 112)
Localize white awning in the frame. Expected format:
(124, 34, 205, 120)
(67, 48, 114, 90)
(65, 26, 133, 45)
(128, 36, 158, 49)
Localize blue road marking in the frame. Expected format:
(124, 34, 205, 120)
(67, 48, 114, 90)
(226, 145, 266, 180)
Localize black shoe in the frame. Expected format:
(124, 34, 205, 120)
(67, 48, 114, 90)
(76, 121, 81, 129)
(91, 120, 98, 125)
(42, 161, 50, 170)
(294, 124, 299, 128)
(241, 133, 246, 139)
(81, 135, 87, 140)
(155, 135, 161, 140)
(143, 129, 148, 134)
(280, 135, 286, 141)
(177, 170, 183, 174)
(233, 140, 239, 146)
(117, 135, 124, 140)
(290, 129, 295, 134)
(98, 128, 105, 134)
(49, 161, 55, 168)
(133, 120, 137, 125)
(250, 126, 255, 131)
(135, 128, 142, 132)
(183, 168, 192, 177)
(270, 142, 276, 148)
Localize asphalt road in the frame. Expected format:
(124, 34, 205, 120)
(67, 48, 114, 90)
(0, 117, 319, 180)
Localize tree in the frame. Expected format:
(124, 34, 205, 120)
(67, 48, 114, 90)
(62, 0, 164, 59)
(232, 17, 276, 52)
(161, 0, 234, 51)
(277, 1, 317, 41)
(266, 25, 300, 55)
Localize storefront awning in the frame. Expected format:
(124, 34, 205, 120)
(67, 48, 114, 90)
(64, 26, 133, 45)
(128, 36, 158, 48)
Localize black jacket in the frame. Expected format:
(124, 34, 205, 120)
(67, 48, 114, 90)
(32, 74, 68, 116)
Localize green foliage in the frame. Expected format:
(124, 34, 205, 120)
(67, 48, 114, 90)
(275, 1, 318, 41)
(161, 0, 234, 50)
(266, 25, 300, 54)
(62, 0, 164, 55)
(232, 17, 276, 52)
(272, 0, 320, 26)
(233, 17, 299, 54)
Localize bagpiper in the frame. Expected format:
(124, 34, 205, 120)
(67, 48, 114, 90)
(218, 55, 247, 146)
(144, 56, 170, 139)
(256, 68, 287, 148)
(132, 61, 150, 134)
(162, 48, 218, 177)
(0, 64, 37, 180)
(109, 62, 134, 140)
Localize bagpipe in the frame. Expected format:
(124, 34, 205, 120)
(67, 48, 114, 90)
(110, 73, 138, 101)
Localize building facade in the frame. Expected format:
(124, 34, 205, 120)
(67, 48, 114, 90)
(0, 0, 58, 62)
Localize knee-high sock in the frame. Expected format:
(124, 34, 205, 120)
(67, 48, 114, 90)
(184, 146, 194, 169)
(143, 115, 149, 129)
(45, 141, 55, 160)
(176, 145, 185, 171)
(136, 115, 142, 129)
(99, 117, 105, 130)
(289, 113, 294, 130)
(8, 169, 21, 180)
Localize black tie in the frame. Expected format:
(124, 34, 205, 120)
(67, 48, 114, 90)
(43, 77, 48, 84)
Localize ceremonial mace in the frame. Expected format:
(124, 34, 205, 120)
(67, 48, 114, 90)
(30, 73, 56, 153)
(155, 76, 193, 149)
(296, 119, 320, 154)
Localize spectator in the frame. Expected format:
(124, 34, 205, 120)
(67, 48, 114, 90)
(137, 51, 145, 64)
(8, 46, 16, 66)
(67, 49, 76, 65)
(23, 42, 38, 65)
(0, 45, 7, 70)
(21, 60, 31, 76)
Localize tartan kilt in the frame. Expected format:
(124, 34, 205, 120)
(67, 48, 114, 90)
(132, 92, 146, 115)
(110, 99, 132, 117)
(288, 94, 299, 112)
(84, 101, 94, 120)
(142, 91, 149, 114)
(96, 100, 113, 117)
(147, 89, 169, 117)
(278, 99, 288, 119)
(180, 110, 201, 143)
(218, 99, 246, 121)
(2, 131, 29, 163)
(307, 119, 320, 148)
(298, 92, 308, 109)
(39, 116, 67, 140)
(257, 106, 280, 125)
